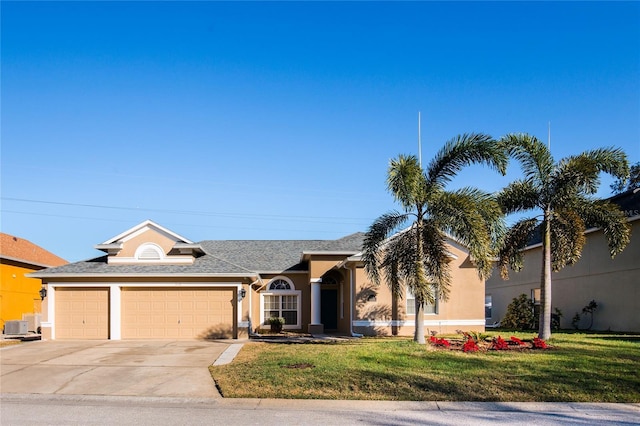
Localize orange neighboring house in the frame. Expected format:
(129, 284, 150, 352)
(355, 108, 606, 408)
(0, 233, 67, 332)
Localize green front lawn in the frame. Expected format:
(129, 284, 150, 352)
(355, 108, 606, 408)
(210, 332, 640, 402)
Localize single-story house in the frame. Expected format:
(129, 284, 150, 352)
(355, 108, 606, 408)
(486, 188, 640, 332)
(1, 233, 67, 332)
(32, 220, 486, 340)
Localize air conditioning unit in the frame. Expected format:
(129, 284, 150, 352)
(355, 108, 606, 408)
(4, 320, 29, 335)
(22, 314, 42, 333)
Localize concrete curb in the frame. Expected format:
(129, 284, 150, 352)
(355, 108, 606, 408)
(2, 394, 639, 414)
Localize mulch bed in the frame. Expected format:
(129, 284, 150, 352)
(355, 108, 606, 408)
(429, 336, 551, 352)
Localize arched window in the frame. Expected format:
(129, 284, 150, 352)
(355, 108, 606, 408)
(269, 278, 291, 290)
(135, 243, 164, 261)
(262, 276, 300, 329)
(322, 275, 339, 285)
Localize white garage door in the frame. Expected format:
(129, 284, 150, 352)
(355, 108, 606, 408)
(121, 287, 235, 339)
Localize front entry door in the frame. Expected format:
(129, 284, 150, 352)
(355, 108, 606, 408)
(321, 289, 338, 330)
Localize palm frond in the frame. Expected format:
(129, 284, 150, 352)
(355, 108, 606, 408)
(419, 221, 452, 301)
(362, 211, 410, 284)
(430, 188, 501, 279)
(425, 133, 507, 189)
(386, 155, 426, 211)
(496, 179, 540, 214)
(380, 230, 416, 299)
(500, 133, 554, 184)
(498, 217, 540, 279)
(550, 209, 586, 271)
(575, 199, 631, 258)
(553, 148, 629, 197)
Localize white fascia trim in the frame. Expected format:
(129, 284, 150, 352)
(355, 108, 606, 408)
(30, 272, 257, 278)
(102, 220, 194, 245)
(256, 270, 309, 274)
(353, 319, 486, 327)
(94, 243, 123, 254)
(50, 281, 243, 288)
(300, 251, 359, 262)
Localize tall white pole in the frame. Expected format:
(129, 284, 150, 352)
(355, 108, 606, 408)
(418, 111, 422, 167)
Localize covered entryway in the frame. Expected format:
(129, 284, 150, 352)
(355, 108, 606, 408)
(321, 288, 338, 330)
(55, 287, 109, 339)
(121, 287, 235, 339)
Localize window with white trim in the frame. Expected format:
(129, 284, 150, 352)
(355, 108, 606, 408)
(262, 277, 300, 328)
(406, 287, 437, 315)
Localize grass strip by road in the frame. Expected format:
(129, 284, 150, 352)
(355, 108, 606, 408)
(210, 332, 640, 402)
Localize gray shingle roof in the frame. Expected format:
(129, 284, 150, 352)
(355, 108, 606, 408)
(32, 233, 365, 277)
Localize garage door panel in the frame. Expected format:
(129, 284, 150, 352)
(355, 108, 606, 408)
(55, 288, 109, 339)
(121, 288, 234, 339)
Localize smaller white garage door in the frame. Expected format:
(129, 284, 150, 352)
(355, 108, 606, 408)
(55, 288, 109, 339)
(121, 287, 235, 339)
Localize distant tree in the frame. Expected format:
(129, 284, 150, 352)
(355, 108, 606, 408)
(362, 134, 507, 344)
(497, 134, 630, 340)
(611, 161, 640, 193)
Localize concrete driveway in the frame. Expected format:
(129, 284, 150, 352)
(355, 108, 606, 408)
(0, 340, 230, 398)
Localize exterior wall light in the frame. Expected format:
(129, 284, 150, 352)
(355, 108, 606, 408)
(239, 288, 246, 301)
(39, 285, 48, 301)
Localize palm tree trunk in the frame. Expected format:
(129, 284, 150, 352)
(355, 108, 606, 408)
(539, 210, 552, 340)
(414, 297, 426, 344)
(414, 215, 427, 344)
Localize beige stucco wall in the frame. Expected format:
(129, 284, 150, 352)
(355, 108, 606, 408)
(353, 242, 486, 336)
(486, 219, 640, 332)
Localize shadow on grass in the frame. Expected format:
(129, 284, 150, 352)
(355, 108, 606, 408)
(592, 335, 640, 343)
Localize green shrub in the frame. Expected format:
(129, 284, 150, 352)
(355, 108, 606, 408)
(501, 294, 534, 330)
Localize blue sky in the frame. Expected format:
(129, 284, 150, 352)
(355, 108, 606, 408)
(2, 1, 639, 262)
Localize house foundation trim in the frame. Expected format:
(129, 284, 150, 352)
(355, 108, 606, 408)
(353, 319, 485, 327)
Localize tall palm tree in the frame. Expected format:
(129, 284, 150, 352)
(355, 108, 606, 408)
(362, 134, 507, 343)
(497, 134, 630, 340)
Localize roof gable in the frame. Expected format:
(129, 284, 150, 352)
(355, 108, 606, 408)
(96, 220, 202, 265)
(100, 219, 194, 245)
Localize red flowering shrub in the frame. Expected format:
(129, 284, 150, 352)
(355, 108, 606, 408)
(429, 336, 451, 347)
(532, 337, 548, 349)
(462, 337, 479, 352)
(492, 336, 509, 350)
(510, 336, 526, 346)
